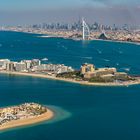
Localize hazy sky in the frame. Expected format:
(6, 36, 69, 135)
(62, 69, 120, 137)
(0, 0, 140, 25)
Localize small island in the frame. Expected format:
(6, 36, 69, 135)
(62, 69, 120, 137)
(0, 59, 140, 86)
(0, 103, 54, 131)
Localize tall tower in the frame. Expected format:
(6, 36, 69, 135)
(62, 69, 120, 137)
(82, 18, 90, 40)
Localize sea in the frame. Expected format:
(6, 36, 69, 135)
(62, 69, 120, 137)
(0, 31, 140, 140)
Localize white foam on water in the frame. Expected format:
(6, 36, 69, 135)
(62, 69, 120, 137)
(135, 43, 140, 46)
(61, 45, 68, 50)
(38, 35, 53, 38)
(119, 51, 123, 54)
(97, 49, 102, 54)
(120, 67, 131, 72)
(124, 68, 130, 72)
(102, 59, 110, 62)
(42, 58, 48, 61)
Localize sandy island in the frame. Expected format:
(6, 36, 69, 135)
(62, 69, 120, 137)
(0, 71, 140, 87)
(0, 108, 54, 131)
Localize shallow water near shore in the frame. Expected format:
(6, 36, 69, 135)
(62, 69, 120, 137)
(0, 105, 71, 133)
(0, 31, 140, 140)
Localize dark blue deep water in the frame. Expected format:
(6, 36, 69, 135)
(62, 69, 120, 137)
(0, 31, 140, 140)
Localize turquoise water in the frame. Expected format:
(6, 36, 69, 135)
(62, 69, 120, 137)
(0, 31, 140, 140)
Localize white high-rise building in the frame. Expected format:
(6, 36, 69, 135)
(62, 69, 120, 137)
(6, 62, 15, 71)
(21, 60, 32, 69)
(82, 18, 90, 40)
(15, 62, 26, 72)
(0, 59, 10, 70)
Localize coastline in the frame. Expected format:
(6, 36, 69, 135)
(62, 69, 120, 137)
(39, 35, 140, 45)
(0, 108, 54, 131)
(0, 71, 140, 87)
(93, 38, 140, 45)
(1, 30, 140, 45)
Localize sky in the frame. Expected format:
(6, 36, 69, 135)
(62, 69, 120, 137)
(0, 0, 140, 26)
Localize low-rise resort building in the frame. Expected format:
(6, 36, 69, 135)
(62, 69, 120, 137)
(0, 59, 138, 85)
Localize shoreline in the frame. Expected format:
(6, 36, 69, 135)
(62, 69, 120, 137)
(0, 71, 140, 87)
(93, 38, 140, 45)
(1, 30, 140, 45)
(0, 107, 54, 131)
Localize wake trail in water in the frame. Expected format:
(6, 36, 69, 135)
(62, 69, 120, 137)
(102, 58, 110, 62)
(82, 57, 93, 60)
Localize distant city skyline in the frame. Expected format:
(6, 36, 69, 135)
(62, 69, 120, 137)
(0, 0, 140, 26)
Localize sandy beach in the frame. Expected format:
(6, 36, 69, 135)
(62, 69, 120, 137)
(0, 71, 140, 87)
(0, 108, 54, 131)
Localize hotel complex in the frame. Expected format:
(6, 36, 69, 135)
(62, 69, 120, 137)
(0, 58, 137, 85)
(80, 63, 129, 82)
(0, 103, 47, 126)
(0, 59, 74, 75)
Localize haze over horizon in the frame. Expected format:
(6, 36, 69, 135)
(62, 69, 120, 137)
(0, 0, 140, 26)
